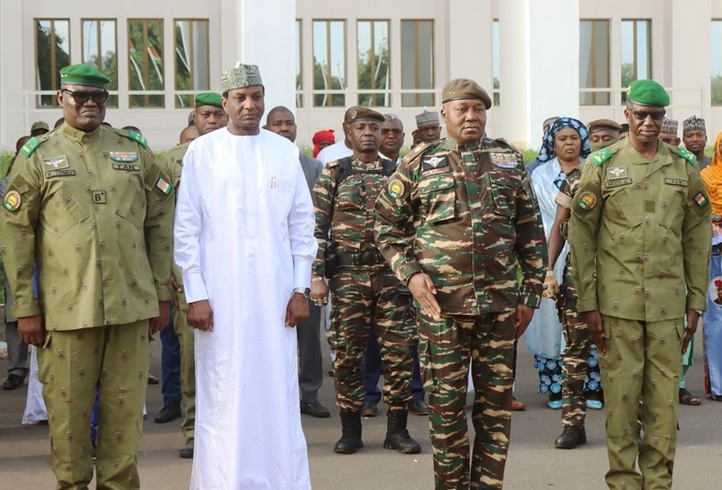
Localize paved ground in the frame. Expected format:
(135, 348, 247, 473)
(0, 328, 719, 489)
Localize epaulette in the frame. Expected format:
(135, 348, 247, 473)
(588, 147, 613, 166)
(494, 137, 523, 161)
(402, 141, 432, 165)
(18, 133, 50, 158)
(670, 146, 697, 165)
(118, 129, 148, 148)
(327, 159, 340, 168)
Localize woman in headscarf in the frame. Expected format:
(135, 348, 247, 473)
(312, 129, 335, 158)
(525, 118, 603, 418)
(700, 131, 722, 402)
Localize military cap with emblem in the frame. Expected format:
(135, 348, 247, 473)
(415, 109, 440, 128)
(587, 119, 623, 134)
(344, 107, 385, 125)
(626, 79, 669, 107)
(194, 92, 223, 108)
(661, 118, 678, 135)
(30, 121, 49, 133)
(682, 115, 706, 134)
(222, 62, 263, 91)
(59, 63, 110, 87)
(441, 78, 492, 109)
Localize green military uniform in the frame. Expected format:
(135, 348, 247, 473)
(374, 134, 546, 489)
(159, 142, 196, 447)
(0, 122, 174, 489)
(569, 137, 711, 489)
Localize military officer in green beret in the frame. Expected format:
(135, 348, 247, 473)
(375, 78, 546, 489)
(158, 91, 227, 458)
(569, 79, 711, 490)
(0, 63, 175, 489)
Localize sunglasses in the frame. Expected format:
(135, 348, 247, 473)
(63, 89, 110, 105)
(627, 108, 666, 121)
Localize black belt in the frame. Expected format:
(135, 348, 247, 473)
(337, 251, 385, 266)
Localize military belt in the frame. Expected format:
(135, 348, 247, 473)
(337, 251, 385, 267)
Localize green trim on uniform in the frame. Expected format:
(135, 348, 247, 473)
(674, 147, 697, 165)
(19, 137, 41, 158)
(589, 148, 612, 166)
(402, 141, 430, 165)
(127, 130, 148, 148)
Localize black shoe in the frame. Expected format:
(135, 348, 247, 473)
(408, 398, 428, 416)
(301, 401, 331, 418)
(179, 438, 194, 459)
(2, 374, 24, 390)
(154, 405, 182, 424)
(361, 400, 378, 417)
(383, 409, 421, 454)
(147, 373, 160, 385)
(554, 426, 587, 449)
(334, 410, 363, 454)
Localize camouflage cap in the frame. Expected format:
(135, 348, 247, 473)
(661, 117, 678, 135)
(59, 63, 110, 87)
(30, 121, 49, 132)
(626, 79, 669, 107)
(587, 118, 623, 134)
(221, 63, 263, 91)
(344, 107, 385, 125)
(682, 115, 706, 134)
(415, 109, 439, 128)
(441, 78, 492, 109)
(194, 92, 223, 108)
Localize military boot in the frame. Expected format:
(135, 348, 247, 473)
(383, 408, 421, 454)
(334, 409, 363, 454)
(554, 426, 587, 449)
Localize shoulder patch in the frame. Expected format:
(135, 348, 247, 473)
(589, 148, 612, 166)
(19, 137, 41, 158)
(402, 141, 432, 165)
(673, 147, 697, 165)
(126, 130, 148, 148)
(327, 160, 340, 168)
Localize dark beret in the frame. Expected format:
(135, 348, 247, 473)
(344, 107, 385, 125)
(587, 118, 623, 134)
(441, 78, 492, 109)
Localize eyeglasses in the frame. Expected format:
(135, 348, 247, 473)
(63, 89, 109, 105)
(627, 108, 666, 121)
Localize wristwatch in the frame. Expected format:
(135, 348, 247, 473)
(293, 287, 311, 299)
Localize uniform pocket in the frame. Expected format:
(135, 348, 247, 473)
(420, 173, 456, 223)
(335, 179, 363, 211)
(490, 174, 521, 218)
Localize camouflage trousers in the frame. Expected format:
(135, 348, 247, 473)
(599, 315, 683, 490)
(173, 287, 196, 443)
(559, 295, 591, 427)
(328, 267, 414, 410)
(417, 308, 516, 490)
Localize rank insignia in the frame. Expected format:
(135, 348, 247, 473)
(3, 190, 21, 212)
(694, 191, 709, 208)
(156, 178, 172, 195)
(422, 155, 448, 171)
(108, 151, 139, 162)
(577, 191, 597, 210)
(607, 167, 627, 179)
(43, 156, 69, 169)
(387, 178, 404, 199)
(490, 153, 518, 169)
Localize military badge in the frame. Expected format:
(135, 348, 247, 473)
(490, 153, 518, 169)
(577, 191, 597, 210)
(42, 156, 69, 169)
(3, 190, 21, 212)
(156, 178, 172, 195)
(387, 178, 404, 199)
(694, 191, 709, 208)
(607, 167, 627, 179)
(422, 155, 448, 171)
(108, 151, 139, 162)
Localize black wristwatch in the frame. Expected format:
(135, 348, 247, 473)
(293, 287, 311, 299)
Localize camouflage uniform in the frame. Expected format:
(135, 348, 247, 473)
(0, 124, 174, 489)
(569, 138, 711, 490)
(374, 137, 546, 489)
(313, 156, 414, 411)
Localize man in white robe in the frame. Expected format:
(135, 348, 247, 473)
(174, 63, 317, 490)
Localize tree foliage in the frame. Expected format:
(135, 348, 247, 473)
(36, 21, 70, 106)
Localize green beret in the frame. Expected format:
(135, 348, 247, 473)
(442, 78, 492, 109)
(344, 107, 385, 125)
(195, 92, 223, 108)
(626, 79, 669, 107)
(59, 63, 110, 87)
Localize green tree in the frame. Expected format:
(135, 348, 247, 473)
(357, 43, 389, 107)
(128, 21, 164, 107)
(313, 56, 345, 107)
(712, 75, 722, 106)
(36, 21, 70, 107)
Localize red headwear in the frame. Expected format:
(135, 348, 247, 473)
(312, 129, 335, 158)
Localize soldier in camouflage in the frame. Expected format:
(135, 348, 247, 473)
(374, 78, 546, 490)
(0, 63, 174, 489)
(569, 79, 711, 490)
(310, 107, 421, 455)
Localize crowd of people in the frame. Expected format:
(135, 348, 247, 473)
(1, 61, 721, 490)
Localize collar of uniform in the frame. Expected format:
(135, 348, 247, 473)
(60, 123, 103, 143)
(439, 137, 482, 152)
(353, 155, 380, 169)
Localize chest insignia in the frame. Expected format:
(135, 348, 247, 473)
(577, 191, 598, 211)
(422, 155, 448, 171)
(490, 152, 518, 169)
(3, 190, 21, 212)
(156, 178, 173, 195)
(43, 156, 69, 169)
(387, 178, 405, 200)
(108, 151, 139, 162)
(607, 167, 627, 179)
(112, 163, 141, 172)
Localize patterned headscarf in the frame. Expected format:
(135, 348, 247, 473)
(700, 131, 722, 217)
(537, 117, 591, 163)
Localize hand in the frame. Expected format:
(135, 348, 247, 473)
(683, 309, 700, 354)
(188, 299, 214, 332)
(515, 304, 535, 338)
(170, 275, 183, 294)
(18, 315, 45, 347)
(310, 278, 329, 307)
(583, 310, 606, 355)
(542, 272, 560, 300)
(408, 273, 441, 320)
(149, 301, 171, 335)
(286, 292, 310, 327)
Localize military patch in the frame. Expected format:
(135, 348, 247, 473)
(45, 169, 76, 178)
(127, 130, 148, 148)
(490, 152, 519, 169)
(422, 155, 448, 171)
(43, 156, 69, 169)
(664, 178, 688, 187)
(676, 147, 697, 165)
(590, 148, 612, 166)
(3, 190, 21, 212)
(694, 191, 709, 208)
(92, 190, 107, 204)
(387, 178, 405, 199)
(156, 178, 172, 195)
(577, 191, 597, 210)
(112, 163, 141, 172)
(605, 178, 632, 189)
(607, 167, 627, 179)
(108, 151, 139, 162)
(19, 137, 41, 157)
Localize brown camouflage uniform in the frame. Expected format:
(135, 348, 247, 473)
(313, 156, 414, 411)
(374, 137, 546, 489)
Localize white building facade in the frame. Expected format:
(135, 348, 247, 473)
(1, 0, 721, 151)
